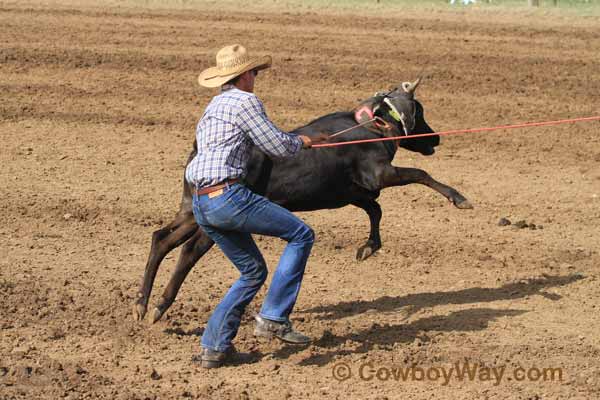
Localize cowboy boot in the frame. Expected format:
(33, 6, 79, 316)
(254, 315, 311, 344)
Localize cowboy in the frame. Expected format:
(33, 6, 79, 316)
(185, 44, 328, 368)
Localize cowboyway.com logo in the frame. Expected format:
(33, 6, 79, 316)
(331, 360, 564, 385)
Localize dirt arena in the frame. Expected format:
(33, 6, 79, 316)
(2, 1, 600, 399)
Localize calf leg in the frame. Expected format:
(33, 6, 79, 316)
(352, 199, 383, 261)
(133, 210, 197, 321)
(380, 166, 473, 209)
(150, 230, 215, 323)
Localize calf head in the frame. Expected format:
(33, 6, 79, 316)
(375, 78, 439, 156)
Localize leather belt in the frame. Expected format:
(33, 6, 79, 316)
(195, 179, 239, 197)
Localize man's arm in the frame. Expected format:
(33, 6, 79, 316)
(237, 95, 306, 157)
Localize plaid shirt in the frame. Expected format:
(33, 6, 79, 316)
(185, 87, 303, 188)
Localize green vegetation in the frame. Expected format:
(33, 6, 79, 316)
(119, 0, 600, 16)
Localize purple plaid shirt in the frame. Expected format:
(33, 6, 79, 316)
(185, 87, 303, 188)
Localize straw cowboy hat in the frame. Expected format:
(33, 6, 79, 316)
(198, 44, 272, 88)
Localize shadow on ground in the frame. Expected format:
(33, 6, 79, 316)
(302, 273, 583, 321)
(269, 274, 584, 366)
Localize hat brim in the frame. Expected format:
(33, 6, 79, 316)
(198, 55, 272, 88)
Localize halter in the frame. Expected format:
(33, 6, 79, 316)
(383, 97, 410, 136)
(354, 91, 413, 137)
(352, 93, 417, 161)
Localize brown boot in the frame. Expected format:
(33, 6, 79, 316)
(254, 315, 311, 344)
(192, 346, 235, 369)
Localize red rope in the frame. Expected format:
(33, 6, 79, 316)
(312, 115, 600, 148)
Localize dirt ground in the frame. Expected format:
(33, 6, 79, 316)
(1, 1, 600, 399)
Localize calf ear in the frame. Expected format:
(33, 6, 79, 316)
(402, 77, 422, 94)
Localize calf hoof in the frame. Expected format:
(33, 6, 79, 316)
(451, 193, 473, 209)
(132, 302, 147, 321)
(454, 198, 473, 209)
(356, 243, 380, 261)
(151, 306, 165, 324)
(151, 300, 171, 324)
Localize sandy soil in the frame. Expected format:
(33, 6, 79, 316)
(1, 2, 600, 399)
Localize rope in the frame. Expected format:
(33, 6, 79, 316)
(311, 115, 600, 149)
(328, 117, 379, 139)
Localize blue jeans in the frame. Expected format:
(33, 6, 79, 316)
(192, 183, 314, 352)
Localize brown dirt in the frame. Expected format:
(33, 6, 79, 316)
(1, 2, 600, 399)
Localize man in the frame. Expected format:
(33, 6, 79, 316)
(185, 44, 328, 368)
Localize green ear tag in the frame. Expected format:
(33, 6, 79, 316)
(383, 98, 402, 122)
(388, 107, 402, 122)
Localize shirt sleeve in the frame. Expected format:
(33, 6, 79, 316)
(237, 95, 303, 158)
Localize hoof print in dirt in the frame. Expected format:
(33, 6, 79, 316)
(498, 217, 512, 226)
(150, 368, 162, 380)
(500, 218, 542, 230)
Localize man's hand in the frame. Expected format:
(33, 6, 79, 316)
(299, 133, 330, 149)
